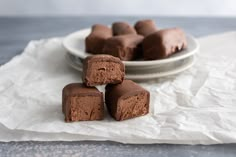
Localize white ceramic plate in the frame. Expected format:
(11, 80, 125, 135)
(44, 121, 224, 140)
(63, 28, 199, 68)
(65, 53, 195, 81)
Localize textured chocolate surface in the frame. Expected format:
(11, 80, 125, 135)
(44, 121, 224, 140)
(82, 55, 125, 86)
(105, 80, 150, 121)
(85, 24, 112, 54)
(62, 83, 104, 122)
(102, 34, 144, 61)
(112, 22, 137, 35)
(143, 28, 187, 60)
(134, 19, 157, 36)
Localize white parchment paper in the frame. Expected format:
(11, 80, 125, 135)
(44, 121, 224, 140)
(0, 32, 236, 144)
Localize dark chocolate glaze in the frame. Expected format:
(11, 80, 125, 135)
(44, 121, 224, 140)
(85, 24, 112, 54)
(112, 22, 137, 36)
(82, 55, 125, 86)
(102, 34, 144, 61)
(62, 83, 104, 122)
(105, 80, 150, 121)
(143, 28, 187, 60)
(134, 19, 157, 36)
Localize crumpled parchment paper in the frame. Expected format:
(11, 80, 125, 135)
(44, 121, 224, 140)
(0, 32, 236, 144)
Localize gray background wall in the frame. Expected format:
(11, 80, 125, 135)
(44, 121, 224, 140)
(0, 0, 235, 16)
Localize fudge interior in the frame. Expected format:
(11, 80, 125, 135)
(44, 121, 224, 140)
(116, 91, 149, 121)
(67, 96, 103, 122)
(62, 83, 104, 122)
(88, 61, 124, 84)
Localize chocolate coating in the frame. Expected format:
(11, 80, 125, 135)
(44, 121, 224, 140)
(143, 28, 187, 60)
(62, 83, 104, 122)
(134, 19, 157, 36)
(102, 34, 144, 61)
(85, 24, 112, 54)
(112, 22, 137, 35)
(82, 55, 125, 87)
(105, 80, 150, 121)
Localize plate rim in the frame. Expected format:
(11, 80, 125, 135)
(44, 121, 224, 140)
(126, 56, 195, 80)
(65, 53, 195, 80)
(63, 28, 199, 67)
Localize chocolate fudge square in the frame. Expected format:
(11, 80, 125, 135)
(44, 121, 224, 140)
(134, 19, 157, 36)
(62, 83, 104, 122)
(143, 28, 187, 60)
(102, 34, 144, 61)
(105, 80, 150, 121)
(112, 22, 137, 36)
(85, 24, 112, 54)
(82, 55, 125, 87)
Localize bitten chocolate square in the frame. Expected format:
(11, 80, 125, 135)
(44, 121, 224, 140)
(85, 24, 112, 54)
(82, 55, 125, 87)
(112, 22, 137, 36)
(102, 34, 144, 61)
(62, 83, 104, 122)
(105, 80, 150, 121)
(143, 28, 187, 60)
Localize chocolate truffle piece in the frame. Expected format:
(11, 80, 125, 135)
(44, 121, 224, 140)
(105, 80, 150, 121)
(82, 55, 125, 86)
(85, 24, 112, 54)
(143, 28, 187, 60)
(134, 19, 157, 36)
(62, 83, 104, 122)
(112, 22, 137, 35)
(102, 34, 144, 61)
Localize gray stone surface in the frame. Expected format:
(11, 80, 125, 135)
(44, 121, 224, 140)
(0, 17, 236, 156)
(1, 141, 236, 157)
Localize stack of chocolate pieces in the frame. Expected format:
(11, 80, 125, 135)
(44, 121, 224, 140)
(62, 19, 188, 122)
(85, 19, 187, 61)
(62, 54, 150, 122)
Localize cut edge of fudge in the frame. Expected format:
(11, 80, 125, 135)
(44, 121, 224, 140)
(105, 80, 150, 121)
(82, 55, 125, 86)
(62, 83, 104, 122)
